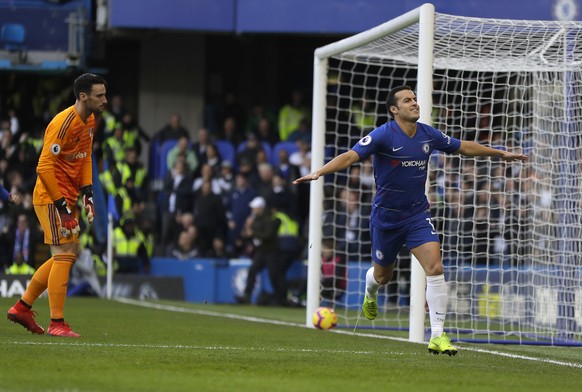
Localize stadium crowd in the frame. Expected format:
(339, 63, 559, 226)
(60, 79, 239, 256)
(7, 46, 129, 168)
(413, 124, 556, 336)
(0, 84, 326, 287)
(0, 77, 535, 303)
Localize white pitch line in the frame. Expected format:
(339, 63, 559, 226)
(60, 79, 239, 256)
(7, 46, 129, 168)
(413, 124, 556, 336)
(0, 340, 407, 356)
(116, 298, 582, 369)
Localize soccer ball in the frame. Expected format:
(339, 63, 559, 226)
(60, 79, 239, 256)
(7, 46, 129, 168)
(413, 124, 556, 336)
(312, 307, 338, 330)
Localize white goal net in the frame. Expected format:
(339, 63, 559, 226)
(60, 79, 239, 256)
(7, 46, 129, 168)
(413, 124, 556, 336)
(307, 4, 582, 345)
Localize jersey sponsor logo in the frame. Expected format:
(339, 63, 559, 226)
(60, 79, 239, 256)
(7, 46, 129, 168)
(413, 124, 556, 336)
(50, 143, 61, 155)
(392, 146, 403, 151)
(359, 135, 372, 146)
(422, 143, 430, 154)
(400, 160, 427, 168)
(64, 151, 88, 161)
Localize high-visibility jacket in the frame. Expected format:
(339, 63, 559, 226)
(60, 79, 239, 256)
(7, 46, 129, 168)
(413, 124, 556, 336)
(5, 263, 36, 275)
(117, 161, 147, 189)
(273, 211, 301, 253)
(113, 227, 142, 258)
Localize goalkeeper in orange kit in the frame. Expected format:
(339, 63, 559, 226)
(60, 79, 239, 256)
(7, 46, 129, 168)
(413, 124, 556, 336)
(7, 73, 107, 338)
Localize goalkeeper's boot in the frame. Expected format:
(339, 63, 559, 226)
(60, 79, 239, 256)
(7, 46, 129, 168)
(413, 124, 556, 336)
(362, 294, 378, 320)
(428, 332, 458, 356)
(47, 321, 80, 338)
(7, 302, 45, 335)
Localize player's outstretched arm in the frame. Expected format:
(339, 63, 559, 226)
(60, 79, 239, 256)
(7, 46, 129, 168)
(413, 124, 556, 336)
(457, 140, 528, 162)
(293, 150, 360, 185)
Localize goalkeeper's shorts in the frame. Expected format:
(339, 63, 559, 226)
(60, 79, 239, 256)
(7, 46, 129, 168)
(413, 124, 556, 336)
(34, 203, 80, 245)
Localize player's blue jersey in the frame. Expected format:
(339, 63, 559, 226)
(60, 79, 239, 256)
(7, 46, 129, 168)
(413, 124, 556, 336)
(352, 120, 461, 229)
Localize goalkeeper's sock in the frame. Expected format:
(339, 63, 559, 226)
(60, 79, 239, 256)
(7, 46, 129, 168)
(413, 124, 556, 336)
(426, 274, 448, 338)
(48, 254, 76, 320)
(22, 256, 54, 306)
(365, 267, 380, 300)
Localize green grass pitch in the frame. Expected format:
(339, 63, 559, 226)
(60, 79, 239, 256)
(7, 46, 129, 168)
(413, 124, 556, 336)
(1, 297, 581, 392)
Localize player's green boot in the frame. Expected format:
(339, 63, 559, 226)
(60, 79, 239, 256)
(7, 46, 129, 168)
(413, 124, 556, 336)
(428, 332, 458, 356)
(362, 295, 378, 320)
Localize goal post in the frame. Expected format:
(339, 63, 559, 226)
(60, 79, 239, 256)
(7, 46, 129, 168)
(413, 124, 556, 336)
(307, 3, 582, 346)
(307, 3, 436, 342)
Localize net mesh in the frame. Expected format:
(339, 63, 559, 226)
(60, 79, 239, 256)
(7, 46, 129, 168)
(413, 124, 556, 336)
(319, 12, 582, 344)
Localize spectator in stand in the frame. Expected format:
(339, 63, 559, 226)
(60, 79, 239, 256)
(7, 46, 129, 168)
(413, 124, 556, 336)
(160, 157, 194, 248)
(166, 230, 200, 260)
(100, 95, 126, 136)
(11, 135, 39, 193)
(117, 147, 147, 215)
(11, 213, 37, 269)
(204, 143, 222, 175)
(192, 164, 222, 195)
(254, 117, 279, 147)
(360, 157, 375, 190)
(269, 172, 297, 218)
(219, 116, 243, 147)
(7, 108, 20, 138)
(278, 89, 310, 142)
(120, 112, 149, 158)
(0, 183, 20, 268)
(216, 160, 235, 204)
(321, 238, 347, 300)
(167, 135, 199, 175)
(1, 124, 17, 163)
(204, 236, 232, 259)
(289, 139, 311, 177)
(246, 104, 278, 137)
(236, 132, 264, 169)
(272, 148, 298, 182)
(113, 213, 150, 274)
(287, 118, 312, 144)
(193, 180, 227, 255)
(216, 92, 247, 133)
(238, 156, 259, 188)
(153, 113, 190, 144)
(256, 163, 275, 200)
(226, 173, 258, 255)
(289, 139, 312, 227)
(5, 252, 36, 275)
(102, 123, 127, 168)
(192, 128, 212, 170)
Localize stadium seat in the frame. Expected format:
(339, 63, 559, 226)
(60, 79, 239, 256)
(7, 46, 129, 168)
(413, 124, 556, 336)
(40, 60, 68, 70)
(271, 141, 299, 166)
(1, 23, 26, 61)
(214, 139, 236, 167)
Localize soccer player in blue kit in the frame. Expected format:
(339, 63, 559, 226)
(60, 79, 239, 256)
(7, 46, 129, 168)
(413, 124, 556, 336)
(293, 85, 527, 355)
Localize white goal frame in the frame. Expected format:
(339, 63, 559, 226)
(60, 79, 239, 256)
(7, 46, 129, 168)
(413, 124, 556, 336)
(306, 3, 436, 342)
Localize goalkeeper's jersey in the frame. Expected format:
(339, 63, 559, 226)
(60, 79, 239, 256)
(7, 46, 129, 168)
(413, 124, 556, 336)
(33, 105, 95, 206)
(351, 120, 461, 230)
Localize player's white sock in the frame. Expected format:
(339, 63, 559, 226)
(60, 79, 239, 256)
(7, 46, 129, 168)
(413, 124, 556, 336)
(365, 267, 380, 300)
(426, 274, 447, 339)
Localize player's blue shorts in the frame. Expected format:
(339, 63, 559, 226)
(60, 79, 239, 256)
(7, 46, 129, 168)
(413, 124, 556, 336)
(370, 210, 440, 266)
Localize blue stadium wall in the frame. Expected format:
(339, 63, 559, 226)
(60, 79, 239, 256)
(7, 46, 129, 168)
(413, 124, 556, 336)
(1, 0, 579, 52)
(109, 0, 581, 32)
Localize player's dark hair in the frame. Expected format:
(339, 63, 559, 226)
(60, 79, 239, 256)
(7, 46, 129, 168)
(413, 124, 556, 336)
(386, 85, 413, 118)
(73, 73, 107, 100)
